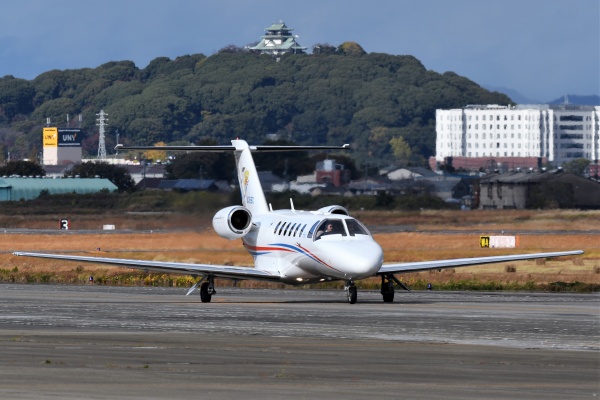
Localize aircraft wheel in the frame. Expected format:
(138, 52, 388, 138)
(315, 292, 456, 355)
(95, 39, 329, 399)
(347, 285, 357, 304)
(381, 275, 395, 303)
(200, 282, 212, 303)
(382, 292, 394, 303)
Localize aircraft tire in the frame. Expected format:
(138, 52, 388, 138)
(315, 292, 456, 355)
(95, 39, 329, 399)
(382, 292, 394, 303)
(347, 286, 357, 304)
(200, 282, 212, 303)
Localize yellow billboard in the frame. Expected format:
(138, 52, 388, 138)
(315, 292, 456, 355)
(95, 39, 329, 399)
(43, 127, 58, 147)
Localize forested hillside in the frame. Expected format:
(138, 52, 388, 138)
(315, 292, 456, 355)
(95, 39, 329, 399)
(0, 45, 511, 164)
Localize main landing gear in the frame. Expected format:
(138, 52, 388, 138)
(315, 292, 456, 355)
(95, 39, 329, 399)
(380, 274, 411, 303)
(200, 275, 216, 303)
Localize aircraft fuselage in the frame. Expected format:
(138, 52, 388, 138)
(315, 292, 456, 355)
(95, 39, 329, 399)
(243, 211, 384, 285)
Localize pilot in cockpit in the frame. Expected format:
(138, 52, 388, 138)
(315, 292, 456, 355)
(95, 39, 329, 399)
(316, 220, 340, 239)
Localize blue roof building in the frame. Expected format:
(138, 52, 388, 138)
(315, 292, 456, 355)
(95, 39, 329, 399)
(0, 178, 118, 201)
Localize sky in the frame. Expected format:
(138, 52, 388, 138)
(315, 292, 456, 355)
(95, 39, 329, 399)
(0, 0, 598, 103)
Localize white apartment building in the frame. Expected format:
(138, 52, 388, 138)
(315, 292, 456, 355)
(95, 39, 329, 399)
(435, 104, 600, 168)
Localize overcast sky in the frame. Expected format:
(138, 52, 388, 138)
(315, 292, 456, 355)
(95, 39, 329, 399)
(0, 0, 598, 102)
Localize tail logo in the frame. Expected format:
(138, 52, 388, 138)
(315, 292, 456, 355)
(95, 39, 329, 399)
(243, 170, 250, 190)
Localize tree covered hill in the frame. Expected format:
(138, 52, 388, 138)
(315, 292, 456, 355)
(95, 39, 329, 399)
(0, 46, 511, 164)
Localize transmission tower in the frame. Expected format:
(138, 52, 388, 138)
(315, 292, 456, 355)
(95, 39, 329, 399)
(96, 110, 108, 160)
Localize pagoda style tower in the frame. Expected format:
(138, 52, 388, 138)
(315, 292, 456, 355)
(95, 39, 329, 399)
(248, 21, 307, 58)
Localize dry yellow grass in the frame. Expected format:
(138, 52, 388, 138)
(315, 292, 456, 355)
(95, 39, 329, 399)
(0, 228, 597, 287)
(0, 209, 598, 288)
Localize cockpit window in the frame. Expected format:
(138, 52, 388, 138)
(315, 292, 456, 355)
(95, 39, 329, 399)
(314, 219, 347, 240)
(307, 220, 320, 239)
(345, 219, 370, 236)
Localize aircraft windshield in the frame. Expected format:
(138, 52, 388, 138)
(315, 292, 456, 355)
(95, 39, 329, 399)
(314, 219, 346, 240)
(313, 218, 370, 240)
(345, 219, 370, 236)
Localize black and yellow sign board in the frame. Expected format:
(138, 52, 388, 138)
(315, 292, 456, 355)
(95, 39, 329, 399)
(58, 128, 82, 147)
(480, 236, 490, 248)
(43, 127, 58, 147)
(43, 127, 82, 147)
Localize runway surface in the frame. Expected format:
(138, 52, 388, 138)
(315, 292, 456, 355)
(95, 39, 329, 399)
(0, 284, 598, 399)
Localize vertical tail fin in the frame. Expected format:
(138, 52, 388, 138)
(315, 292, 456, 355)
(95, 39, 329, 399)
(115, 140, 349, 217)
(232, 140, 269, 215)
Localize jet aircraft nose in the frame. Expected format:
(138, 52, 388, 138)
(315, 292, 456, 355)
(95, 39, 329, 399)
(322, 239, 383, 279)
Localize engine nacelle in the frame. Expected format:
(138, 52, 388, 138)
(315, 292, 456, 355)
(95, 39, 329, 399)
(212, 206, 253, 240)
(317, 205, 350, 216)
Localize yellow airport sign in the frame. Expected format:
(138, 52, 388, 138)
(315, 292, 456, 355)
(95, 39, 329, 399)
(480, 236, 490, 248)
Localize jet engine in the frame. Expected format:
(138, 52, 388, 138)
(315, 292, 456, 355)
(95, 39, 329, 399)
(212, 206, 253, 240)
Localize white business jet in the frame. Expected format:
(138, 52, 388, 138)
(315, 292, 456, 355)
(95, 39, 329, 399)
(14, 140, 583, 304)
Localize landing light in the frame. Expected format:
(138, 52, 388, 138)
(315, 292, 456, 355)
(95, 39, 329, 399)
(296, 278, 303, 282)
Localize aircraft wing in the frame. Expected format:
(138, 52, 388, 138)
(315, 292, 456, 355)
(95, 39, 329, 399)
(13, 252, 280, 281)
(377, 250, 583, 275)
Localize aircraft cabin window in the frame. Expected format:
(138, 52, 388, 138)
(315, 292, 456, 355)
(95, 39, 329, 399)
(274, 221, 282, 235)
(292, 224, 301, 237)
(307, 221, 320, 239)
(288, 223, 297, 236)
(299, 224, 307, 237)
(345, 219, 370, 236)
(284, 222, 294, 236)
(277, 222, 286, 235)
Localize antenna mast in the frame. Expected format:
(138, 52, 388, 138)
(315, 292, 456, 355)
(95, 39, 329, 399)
(96, 110, 108, 160)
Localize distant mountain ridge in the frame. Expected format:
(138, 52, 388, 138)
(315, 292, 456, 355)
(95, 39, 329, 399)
(483, 84, 600, 106)
(547, 95, 600, 106)
(0, 50, 511, 163)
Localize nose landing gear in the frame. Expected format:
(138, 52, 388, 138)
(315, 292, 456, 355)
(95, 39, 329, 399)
(345, 280, 357, 304)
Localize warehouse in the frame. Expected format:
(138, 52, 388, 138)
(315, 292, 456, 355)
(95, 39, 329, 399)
(0, 178, 117, 201)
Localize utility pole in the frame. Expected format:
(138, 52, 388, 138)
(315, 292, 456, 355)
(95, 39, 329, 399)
(96, 110, 108, 160)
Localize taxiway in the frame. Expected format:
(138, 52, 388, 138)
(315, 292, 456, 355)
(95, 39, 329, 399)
(0, 285, 597, 399)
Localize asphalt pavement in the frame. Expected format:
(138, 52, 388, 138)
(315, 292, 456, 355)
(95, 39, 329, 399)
(0, 285, 598, 399)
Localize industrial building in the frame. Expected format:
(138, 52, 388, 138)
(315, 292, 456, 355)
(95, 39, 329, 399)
(435, 104, 600, 171)
(479, 170, 600, 209)
(0, 178, 117, 201)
